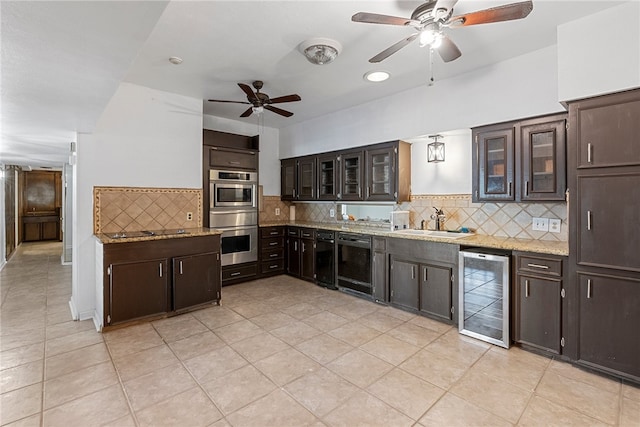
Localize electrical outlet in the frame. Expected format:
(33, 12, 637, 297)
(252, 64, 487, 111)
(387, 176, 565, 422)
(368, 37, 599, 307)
(186, 212, 193, 221)
(532, 217, 549, 232)
(330, 208, 335, 218)
(549, 218, 561, 233)
(275, 208, 280, 216)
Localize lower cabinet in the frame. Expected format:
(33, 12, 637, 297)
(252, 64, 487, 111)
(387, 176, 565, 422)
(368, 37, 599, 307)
(259, 226, 285, 277)
(103, 234, 221, 327)
(286, 227, 315, 282)
(513, 252, 564, 355)
(372, 237, 388, 303)
(390, 258, 419, 311)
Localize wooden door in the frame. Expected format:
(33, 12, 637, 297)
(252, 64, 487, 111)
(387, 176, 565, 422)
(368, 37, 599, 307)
(317, 154, 338, 200)
(366, 145, 396, 201)
(516, 275, 561, 354)
(390, 258, 419, 311)
(340, 151, 364, 201)
(474, 126, 515, 201)
(281, 159, 297, 200)
(419, 263, 453, 321)
(297, 156, 316, 200)
(173, 252, 220, 311)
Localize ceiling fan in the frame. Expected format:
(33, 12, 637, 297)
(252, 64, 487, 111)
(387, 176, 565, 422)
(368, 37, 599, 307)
(352, 0, 533, 63)
(208, 81, 301, 118)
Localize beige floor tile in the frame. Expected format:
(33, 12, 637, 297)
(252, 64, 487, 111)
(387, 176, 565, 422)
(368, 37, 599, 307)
(135, 387, 223, 427)
(44, 329, 102, 358)
(103, 323, 163, 358)
(151, 314, 208, 342)
(124, 363, 197, 411)
(327, 322, 381, 347)
(229, 301, 273, 318)
(399, 348, 470, 389)
(536, 371, 620, 424)
(0, 328, 45, 353)
(262, 294, 304, 310)
(112, 343, 178, 381)
(408, 315, 453, 334)
(249, 311, 296, 330)
(45, 319, 95, 340)
(518, 395, 609, 427)
(226, 389, 319, 427)
(367, 368, 445, 420)
(207, 417, 232, 427)
(378, 305, 417, 321)
(623, 382, 640, 401)
(469, 348, 547, 391)
(44, 360, 118, 409)
(42, 384, 130, 427)
(620, 396, 640, 427)
(284, 367, 359, 417)
(44, 342, 110, 380)
(386, 321, 442, 347)
(214, 319, 263, 344)
(424, 330, 489, 365)
(281, 302, 325, 320)
(192, 306, 244, 329)
(450, 369, 531, 423)
(488, 344, 552, 370)
(3, 413, 41, 427)
(310, 293, 352, 311)
(101, 414, 137, 427)
(547, 359, 621, 395)
(229, 331, 289, 363)
(270, 320, 322, 345)
(184, 345, 248, 383)
(360, 333, 420, 366)
(323, 390, 414, 427)
(326, 348, 393, 388)
(358, 311, 405, 332)
(168, 330, 226, 360)
(0, 359, 42, 394)
(254, 347, 320, 386)
(0, 342, 44, 371)
(302, 310, 349, 332)
(202, 364, 276, 415)
(296, 333, 354, 365)
(418, 393, 512, 427)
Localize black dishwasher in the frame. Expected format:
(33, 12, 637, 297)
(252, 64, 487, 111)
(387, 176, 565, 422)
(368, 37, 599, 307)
(315, 230, 336, 289)
(337, 232, 372, 297)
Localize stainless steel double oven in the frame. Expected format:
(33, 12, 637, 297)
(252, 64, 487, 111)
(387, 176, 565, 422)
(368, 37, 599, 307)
(209, 169, 258, 266)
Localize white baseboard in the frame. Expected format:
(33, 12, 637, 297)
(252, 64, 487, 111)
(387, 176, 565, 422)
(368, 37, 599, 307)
(0, 260, 6, 272)
(68, 298, 79, 321)
(92, 311, 103, 332)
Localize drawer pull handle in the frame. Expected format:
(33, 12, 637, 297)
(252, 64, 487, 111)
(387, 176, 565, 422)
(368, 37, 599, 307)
(230, 272, 241, 277)
(270, 253, 278, 258)
(587, 279, 592, 299)
(587, 142, 592, 163)
(527, 263, 549, 270)
(586, 210, 592, 231)
(159, 263, 163, 277)
(525, 279, 530, 298)
(269, 242, 278, 246)
(269, 264, 279, 269)
(229, 161, 241, 165)
(270, 231, 278, 235)
(179, 261, 183, 275)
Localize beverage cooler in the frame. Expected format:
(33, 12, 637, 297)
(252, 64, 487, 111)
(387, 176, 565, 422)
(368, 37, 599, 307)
(458, 248, 510, 348)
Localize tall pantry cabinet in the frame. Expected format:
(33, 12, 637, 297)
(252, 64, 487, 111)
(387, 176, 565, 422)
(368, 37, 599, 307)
(567, 88, 640, 382)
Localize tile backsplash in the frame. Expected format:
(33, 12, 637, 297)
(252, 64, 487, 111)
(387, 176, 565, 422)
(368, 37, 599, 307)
(94, 187, 202, 234)
(286, 194, 568, 242)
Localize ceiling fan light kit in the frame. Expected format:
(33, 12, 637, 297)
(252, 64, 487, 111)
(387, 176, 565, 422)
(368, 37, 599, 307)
(299, 38, 342, 65)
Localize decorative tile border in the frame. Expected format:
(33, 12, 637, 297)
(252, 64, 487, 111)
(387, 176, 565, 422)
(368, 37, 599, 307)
(94, 186, 202, 234)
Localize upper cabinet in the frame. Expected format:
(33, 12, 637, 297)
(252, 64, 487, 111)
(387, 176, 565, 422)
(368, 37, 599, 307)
(472, 113, 567, 202)
(281, 140, 411, 203)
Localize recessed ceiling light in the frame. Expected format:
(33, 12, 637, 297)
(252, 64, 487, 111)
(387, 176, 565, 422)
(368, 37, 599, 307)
(364, 71, 390, 82)
(168, 56, 183, 65)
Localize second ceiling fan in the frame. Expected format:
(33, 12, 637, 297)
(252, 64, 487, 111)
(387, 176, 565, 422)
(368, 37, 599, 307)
(352, 0, 533, 63)
(208, 81, 301, 118)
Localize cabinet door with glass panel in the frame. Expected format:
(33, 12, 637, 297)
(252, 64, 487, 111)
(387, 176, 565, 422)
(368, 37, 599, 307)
(340, 150, 364, 201)
(474, 124, 516, 202)
(317, 153, 339, 200)
(366, 144, 396, 201)
(520, 115, 566, 201)
(297, 156, 316, 200)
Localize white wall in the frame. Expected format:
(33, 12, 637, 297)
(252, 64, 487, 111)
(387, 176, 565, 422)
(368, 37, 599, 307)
(72, 83, 203, 325)
(280, 46, 563, 161)
(558, 1, 640, 102)
(203, 115, 280, 196)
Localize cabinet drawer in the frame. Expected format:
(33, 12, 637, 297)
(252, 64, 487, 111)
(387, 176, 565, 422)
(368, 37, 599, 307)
(262, 237, 284, 250)
(262, 248, 284, 260)
(300, 228, 315, 239)
(261, 260, 285, 274)
(209, 147, 257, 170)
(287, 228, 300, 237)
(261, 227, 285, 238)
(222, 264, 257, 281)
(517, 254, 562, 277)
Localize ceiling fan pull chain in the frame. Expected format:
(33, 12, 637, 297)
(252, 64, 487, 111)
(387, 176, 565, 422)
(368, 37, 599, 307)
(429, 47, 435, 86)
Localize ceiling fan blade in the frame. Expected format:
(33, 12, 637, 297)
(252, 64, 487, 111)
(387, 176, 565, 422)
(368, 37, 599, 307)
(432, 0, 459, 19)
(369, 33, 419, 63)
(207, 99, 251, 104)
(264, 105, 293, 117)
(352, 12, 417, 26)
(269, 94, 301, 104)
(436, 34, 462, 63)
(240, 107, 253, 118)
(448, 0, 533, 27)
(238, 83, 258, 102)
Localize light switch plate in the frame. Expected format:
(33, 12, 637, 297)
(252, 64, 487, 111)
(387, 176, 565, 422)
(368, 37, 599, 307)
(330, 208, 335, 218)
(532, 217, 549, 232)
(275, 208, 280, 216)
(549, 219, 561, 233)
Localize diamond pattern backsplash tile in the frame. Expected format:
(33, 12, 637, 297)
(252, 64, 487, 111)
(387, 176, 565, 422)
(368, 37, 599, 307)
(94, 187, 202, 234)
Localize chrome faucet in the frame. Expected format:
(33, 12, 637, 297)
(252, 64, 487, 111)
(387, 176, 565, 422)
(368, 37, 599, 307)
(430, 207, 445, 231)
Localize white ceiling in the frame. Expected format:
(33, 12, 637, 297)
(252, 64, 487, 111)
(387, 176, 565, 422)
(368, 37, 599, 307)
(1, 0, 625, 168)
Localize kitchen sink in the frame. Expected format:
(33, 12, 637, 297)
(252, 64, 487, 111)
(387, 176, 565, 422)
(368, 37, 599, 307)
(394, 229, 471, 240)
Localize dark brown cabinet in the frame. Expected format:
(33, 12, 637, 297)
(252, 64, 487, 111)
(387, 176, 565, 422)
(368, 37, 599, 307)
(103, 234, 221, 327)
(473, 113, 567, 202)
(372, 237, 388, 304)
(317, 153, 339, 200)
(419, 263, 453, 321)
(23, 215, 60, 242)
(513, 252, 564, 355)
(208, 146, 258, 171)
(280, 157, 316, 201)
(260, 226, 285, 276)
(340, 150, 364, 201)
(286, 227, 315, 282)
(567, 88, 640, 382)
(389, 258, 419, 311)
(366, 145, 396, 201)
(286, 228, 301, 276)
(281, 158, 297, 201)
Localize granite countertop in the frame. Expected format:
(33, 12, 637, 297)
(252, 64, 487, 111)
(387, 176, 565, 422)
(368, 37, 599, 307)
(260, 221, 569, 256)
(95, 227, 222, 244)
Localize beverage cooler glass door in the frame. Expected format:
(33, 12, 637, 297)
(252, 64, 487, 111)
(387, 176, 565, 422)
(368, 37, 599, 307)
(458, 250, 510, 348)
